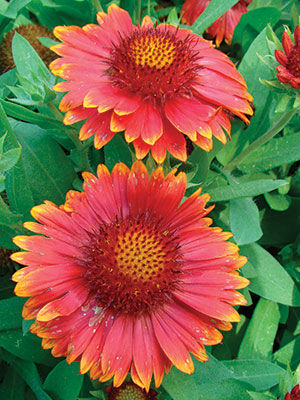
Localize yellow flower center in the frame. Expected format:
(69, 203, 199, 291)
(129, 35, 176, 70)
(82, 216, 182, 314)
(115, 225, 166, 282)
(107, 27, 199, 101)
(114, 384, 147, 400)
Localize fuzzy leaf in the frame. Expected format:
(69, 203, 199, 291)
(230, 197, 262, 245)
(241, 243, 300, 306)
(208, 179, 286, 202)
(43, 361, 84, 400)
(238, 298, 280, 360)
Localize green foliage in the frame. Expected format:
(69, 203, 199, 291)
(43, 361, 84, 400)
(208, 179, 286, 202)
(238, 299, 280, 360)
(241, 243, 300, 306)
(0, 0, 299, 399)
(104, 134, 133, 171)
(230, 197, 262, 245)
(233, 7, 281, 53)
(192, 0, 240, 34)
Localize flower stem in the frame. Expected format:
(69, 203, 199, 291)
(134, 0, 141, 23)
(224, 108, 297, 173)
(47, 101, 63, 122)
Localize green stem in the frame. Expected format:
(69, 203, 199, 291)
(91, 0, 104, 13)
(47, 102, 63, 122)
(134, 0, 142, 23)
(147, 0, 151, 16)
(224, 108, 297, 173)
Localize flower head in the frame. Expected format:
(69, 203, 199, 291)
(106, 382, 157, 400)
(285, 384, 300, 400)
(181, 0, 252, 47)
(12, 161, 249, 389)
(49, 4, 253, 163)
(275, 25, 300, 89)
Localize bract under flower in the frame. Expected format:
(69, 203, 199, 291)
(275, 25, 300, 89)
(49, 4, 253, 163)
(11, 161, 249, 390)
(181, 0, 252, 47)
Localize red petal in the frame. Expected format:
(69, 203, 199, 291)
(111, 163, 130, 219)
(132, 138, 150, 159)
(165, 96, 215, 138)
(125, 103, 163, 145)
(275, 49, 288, 66)
(151, 312, 194, 374)
(36, 282, 89, 321)
(282, 31, 293, 56)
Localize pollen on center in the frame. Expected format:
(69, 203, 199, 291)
(81, 217, 182, 314)
(114, 224, 166, 282)
(129, 35, 176, 70)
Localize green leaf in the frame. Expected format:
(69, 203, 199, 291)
(104, 134, 132, 171)
(238, 28, 275, 147)
(43, 360, 84, 400)
(0, 297, 25, 331)
(0, 69, 17, 99)
(192, 0, 239, 34)
(0, 366, 25, 399)
(223, 360, 284, 391)
(0, 104, 35, 218)
(197, 380, 253, 400)
(241, 243, 300, 306)
(0, 99, 63, 130)
(187, 147, 209, 184)
(273, 336, 300, 370)
(89, 391, 106, 400)
(27, 0, 93, 29)
(239, 133, 300, 173)
(12, 32, 55, 86)
(0, 132, 6, 154)
(0, 329, 56, 366)
(8, 358, 53, 400)
(238, 298, 280, 360)
(10, 119, 76, 205)
(167, 7, 180, 25)
(230, 197, 262, 245)
(0, 148, 21, 173)
(264, 192, 291, 211)
(3, 0, 33, 18)
(162, 367, 198, 400)
(207, 179, 286, 202)
(162, 354, 234, 400)
(247, 392, 276, 400)
(233, 7, 281, 53)
(0, 196, 23, 227)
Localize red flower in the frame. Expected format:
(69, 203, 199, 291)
(11, 161, 249, 389)
(49, 4, 253, 163)
(285, 384, 300, 400)
(275, 25, 300, 89)
(181, 0, 252, 47)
